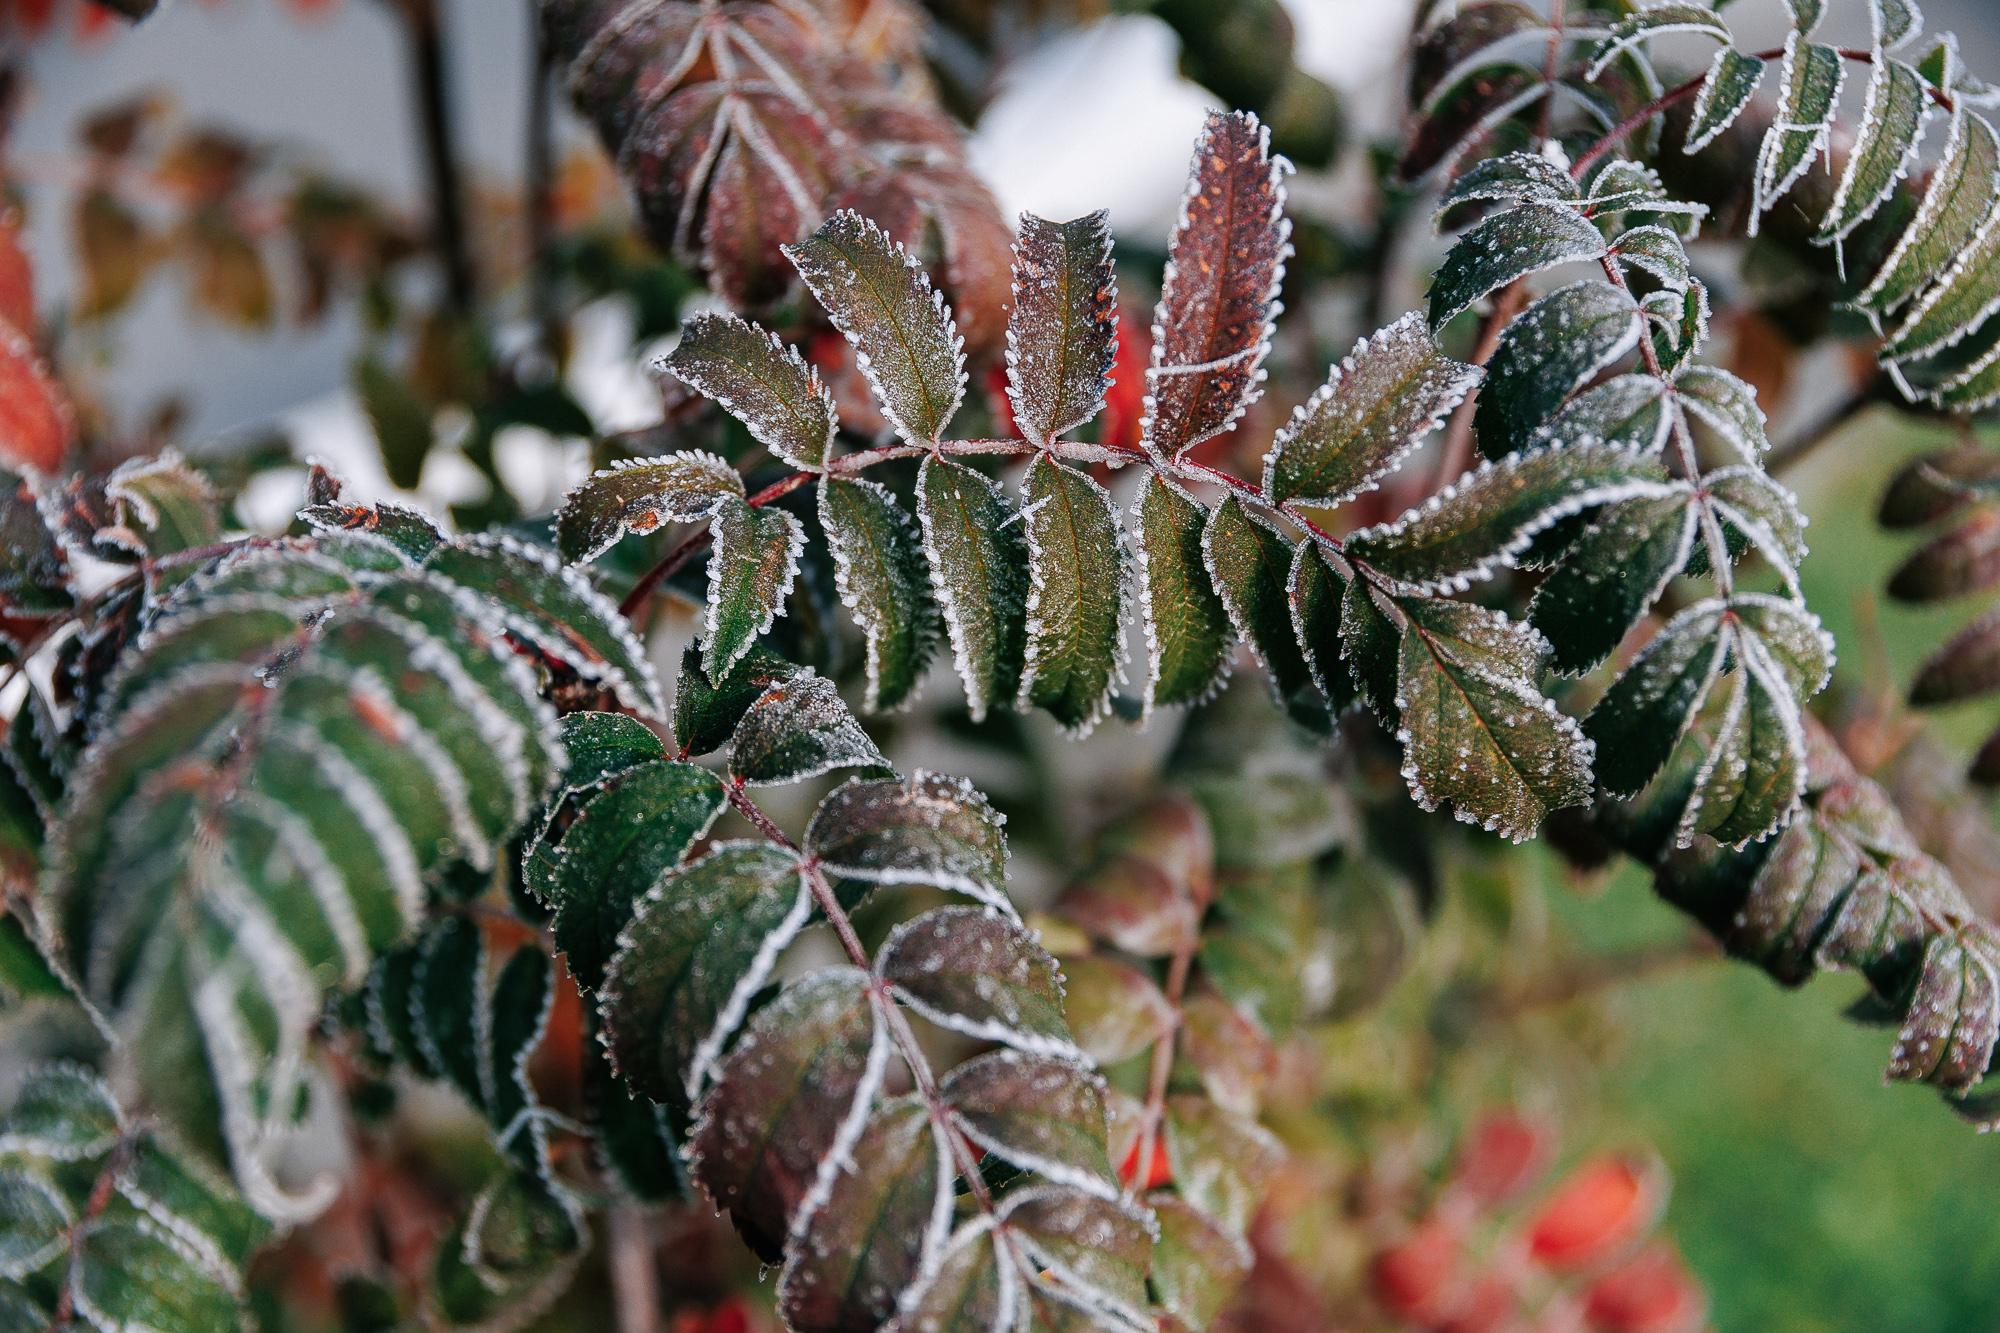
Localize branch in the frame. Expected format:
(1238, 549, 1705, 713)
(392, 0, 476, 315)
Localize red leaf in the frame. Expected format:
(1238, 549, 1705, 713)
(1526, 1155, 1658, 1270)
(1101, 302, 1150, 449)
(0, 327, 71, 473)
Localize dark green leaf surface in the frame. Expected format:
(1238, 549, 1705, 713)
(1587, 600, 1731, 798)
(1530, 488, 1697, 674)
(1753, 37, 1844, 224)
(819, 478, 938, 714)
(1475, 281, 1642, 458)
(1823, 57, 1932, 242)
(805, 771, 1010, 914)
(553, 452, 744, 565)
(915, 456, 1028, 722)
(1287, 541, 1355, 714)
(728, 671, 888, 788)
(1203, 496, 1326, 731)
(1858, 111, 2000, 315)
(1133, 475, 1232, 712)
(703, 496, 804, 683)
(1018, 456, 1125, 733)
(1684, 47, 1767, 154)
(878, 906, 1076, 1059)
(673, 641, 798, 757)
(1428, 203, 1608, 328)
(662, 312, 837, 470)
(1587, 4, 1731, 81)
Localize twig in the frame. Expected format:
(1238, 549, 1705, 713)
(50, 1129, 138, 1329)
(607, 1204, 658, 1333)
(393, 0, 476, 315)
(1126, 924, 1195, 1202)
(525, 7, 560, 361)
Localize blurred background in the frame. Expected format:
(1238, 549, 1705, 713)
(8, 2, 2000, 1329)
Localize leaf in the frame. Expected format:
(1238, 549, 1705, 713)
(674, 641, 799, 757)
(1006, 211, 1118, 447)
(999, 1185, 1154, 1327)
(0, 1168, 69, 1278)
(941, 1051, 1115, 1199)
(1611, 225, 1690, 292)
(1189, 769, 1348, 869)
(1344, 443, 1670, 594)
(1534, 375, 1672, 453)
(1057, 955, 1174, 1064)
(890, 1218, 1015, 1331)
(1396, 597, 1593, 842)
(0, 469, 70, 625)
(298, 466, 444, 560)
(786, 210, 966, 447)
(1887, 506, 2000, 601)
(1142, 110, 1290, 462)
(1684, 47, 1767, 155)
(703, 497, 804, 682)
(432, 1170, 584, 1329)
(1673, 366, 1769, 461)
(1202, 496, 1326, 731)
(526, 758, 725, 991)
(1132, 475, 1233, 712)
(1706, 466, 1809, 586)
(728, 670, 888, 788)
(1677, 633, 1810, 849)
(690, 968, 888, 1261)
(1587, 600, 1732, 798)
(1199, 859, 1313, 1036)
(1428, 203, 1609, 328)
(62, 453, 220, 563)
(1889, 929, 2000, 1091)
(1018, 455, 1126, 734)
(779, 1097, 951, 1333)
(915, 456, 1029, 722)
(1288, 541, 1356, 714)
(554, 453, 745, 566)
(878, 906, 1078, 1060)
(819, 478, 939, 714)
(1438, 152, 1581, 211)
(1162, 1095, 1281, 1237)
(804, 771, 1011, 915)
(1587, 4, 1732, 81)
(1858, 112, 2000, 315)
(71, 1220, 241, 1332)
(427, 534, 665, 717)
(1341, 578, 1403, 722)
(1752, 36, 1845, 230)
(1149, 1192, 1252, 1329)
(1475, 281, 1643, 458)
(1911, 606, 2000, 704)
(1823, 58, 1933, 243)
(1261, 313, 1481, 509)
(1881, 205, 2000, 363)
(0, 1064, 120, 1161)
(1530, 488, 1698, 674)
(661, 312, 837, 471)
(599, 840, 812, 1106)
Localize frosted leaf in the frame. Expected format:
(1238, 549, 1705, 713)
(1673, 365, 1769, 461)
(1874, 0, 1925, 51)
(1532, 374, 1673, 454)
(702, 496, 804, 683)
(877, 906, 1079, 1061)
(1684, 47, 1767, 155)
(1889, 930, 2000, 1091)
(0, 1063, 121, 1161)
(1611, 224, 1690, 292)
(1731, 591, 1835, 697)
(785, 210, 966, 447)
(1880, 203, 2000, 363)
(1751, 34, 1845, 235)
(728, 670, 889, 788)
(1149, 1192, 1251, 1329)
(1427, 202, 1609, 328)
(1131, 474, 1232, 714)
(1161, 1095, 1282, 1237)
(1475, 281, 1643, 458)
(1005, 210, 1118, 448)
(1394, 597, 1593, 843)
(890, 1216, 1019, 1332)
(1017, 455, 1126, 735)
(1344, 441, 1671, 596)
(660, 312, 837, 471)
(1142, 110, 1291, 462)
(598, 840, 807, 1107)
(1675, 634, 1807, 848)
(1822, 58, 1933, 245)
(1261, 313, 1480, 509)
(1437, 151, 1580, 212)
(1530, 487, 1698, 675)
(553, 451, 744, 565)
(779, 1096, 952, 1333)
(941, 1050, 1117, 1199)
(914, 455, 1028, 723)
(1706, 467, 1810, 592)
(689, 968, 888, 1261)
(804, 770, 1011, 915)
(1201, 496, 1327, 733)
(1930, 336, 2000, 413)
(1287, 540, 1355, 716)
(818, 476, 941, 713)
(1340, 577, 1402, 722)
(1856, 111, 2000, 316)
(1586, 599, 1732, 798)
(999, 1185, 1155, 1328)
(1586, 4, 1731, 82)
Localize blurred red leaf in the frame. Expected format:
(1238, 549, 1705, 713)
(1583, 1244, 1706, 1333)
(1526, 1155, 1658, 1271)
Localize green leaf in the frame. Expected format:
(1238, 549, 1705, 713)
(1261, 313, 1480, 509)
(1881, 203, 2000, 363)
(673, 641, 799, 757)
(1396, 597, 1592, 841)
(1340, 578, 1402, 722)
(1344, 443, 1669, 594)
(1006, 210, 1118, 447)
(1438, 152, 1580, 211)
(703, 496, 804, 683)
(1018, 455, 1126, 733)
(118, 1134, 271, 1274)
(1162, 1095, 1281, 1236)
(878, 906, 1077, 1059)
(1753, 36, 1845, 227)
(778, 1096, 950, 1333)
(1587, 4, 1731, 81)
(1189, 768, 1348, 869)
(427, 534, 664, 717)
(1707, 465, 1809, 586)
(1202, 496, 1326, 731)
(1428, 203, 1609, 328)
(1200, 858, 1312, 1036)
(1685, 47, 1768, 154)
(1674, 365, 1768, 461)
(1288, 540, 1355, 714)
(63, 453, 222, 564)
(1611, 224, 1690, 291)
(526, 758, 724, 991)
(0, 1168, 68, 1278)
(0, 1064, 121, 1161)
(1475, 281, 1642, 458)
(1530, 488, 1698, 674)
(432, 1171, 584, 1329)
(804, 771, 1011, 915)
(785, 211, 965, 447)
(1587, 600, 1732, 798)
(553, 452, 744, 565)
(600, 841, 811, 1106)
(819, 477, 939, 714)
(72, 1219, 241, 1333)
(915, 456, 1028, 722)
(941, 1050, 1115, 1198)
(728, 670, 888, 788)
(1143, 110, 1289, 461)
(0, 468, 70, 625)
(661, 311, 837, 470)
(1132, 475, 1232, 712)
(690, 968, 887, 1261)
(1823, 58, 1933, 243)
(1859, 112, 2000, 315)
(1534, 374, 1672, 453)
(895, 1218, 1014, 1330)
(1000, 1185, 1154, 1327)
(299, 465, 444, 561)
(1149, 1192, 1252, 1329)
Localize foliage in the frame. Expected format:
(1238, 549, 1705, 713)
(4, 0, 2000, 1329)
